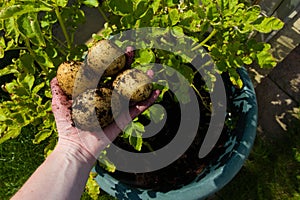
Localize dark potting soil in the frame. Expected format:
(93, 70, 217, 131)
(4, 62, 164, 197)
(107, 71, 232, 192)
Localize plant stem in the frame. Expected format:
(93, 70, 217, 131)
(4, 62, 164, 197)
(192, 29, 217, 51)
(55, 7, 72, 49)
(98, 6, 109, 22)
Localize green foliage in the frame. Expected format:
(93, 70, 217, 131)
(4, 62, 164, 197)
(0, 0, 96, 146)
(96, 0, 284, 160)
(122, 119, 145, 151)
(101, 0, 283, 89)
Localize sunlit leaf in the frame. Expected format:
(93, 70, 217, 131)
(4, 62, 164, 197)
(33, 129, 53, 144)
(17, 13, 46, 47)
(253, 16, 284, 33)
(0, 3, 52, 19)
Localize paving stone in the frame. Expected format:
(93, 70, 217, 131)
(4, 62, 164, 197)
(255, 76, 298, 139)
(268, 45, 300, 104)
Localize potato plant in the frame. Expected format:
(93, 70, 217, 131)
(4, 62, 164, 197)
(0, 0, 284, 198)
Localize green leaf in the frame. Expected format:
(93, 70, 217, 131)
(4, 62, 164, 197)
(0, 126, 22, 144)
(108, 0, 133, 16)
(253, 16, 284, 33)
(17, 13, 46, 47)
(0, 3, 53, 19)
(54, 0, 69, 7)
(228, 68, 243, 89)
(0, 65, 19, 76)
(33, 47, 55, 70)
(19, 53, 35, 74)
(82, 0, 99, 7)
(21, 73, 35, 92)
(129, 131, 143, 151)
(134, 0, 149, 19)
(98, 151, 117, 173)
(32, 82, 45, 95)
(169, 8, 179, 25)
(85, 172, 100, 200)
(151, 0, 161, 14)
(43, 134, 58, 157)
(256, 43, 277, 69)
(149, 104, 165, 124)
(33, 129, 53, 144)
(135, 49, 155, 64)
(244, 5, 261, 23)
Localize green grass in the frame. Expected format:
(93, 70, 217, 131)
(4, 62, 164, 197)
(0, 126, 48, 199)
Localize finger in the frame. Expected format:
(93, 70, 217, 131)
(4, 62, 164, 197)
(103, 90, 160, 141)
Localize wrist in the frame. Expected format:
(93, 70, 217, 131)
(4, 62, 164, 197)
(55, 139, 97, 166)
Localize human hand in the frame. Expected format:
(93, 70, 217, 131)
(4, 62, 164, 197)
(50, 77, 159, 160)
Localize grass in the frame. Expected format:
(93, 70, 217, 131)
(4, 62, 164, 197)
(0, 126, 48, 199)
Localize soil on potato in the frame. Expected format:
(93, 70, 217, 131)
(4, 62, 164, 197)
(108, 71, 231, 192)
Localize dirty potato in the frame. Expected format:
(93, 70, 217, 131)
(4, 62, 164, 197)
(72, 88, 121, 130)
(86, 40, 126, 77)
(113, 69, 153, 102)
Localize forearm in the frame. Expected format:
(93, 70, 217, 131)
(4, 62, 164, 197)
(11, 140, 96, 200)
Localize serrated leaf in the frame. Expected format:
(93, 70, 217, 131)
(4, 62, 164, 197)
(253, 16, 284, 33)
(0, 109, 8, 121)
(33, 129, 53, 144)
(44, 135, 57, 157)
(17, 13, 46, 47)
(256, 44, 277, 69)
(0, 3, 53, 19)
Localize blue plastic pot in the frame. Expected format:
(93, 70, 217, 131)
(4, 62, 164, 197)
(93, 67, 257, 200)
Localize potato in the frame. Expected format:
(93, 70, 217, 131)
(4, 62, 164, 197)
(86, 40, 126, 77)
(72, 88, 121, 130)
(113, 69, 153, 102)
(72, 67, 100, 98)
(56, 61, 82, 97)
(56, 61, 99, 98)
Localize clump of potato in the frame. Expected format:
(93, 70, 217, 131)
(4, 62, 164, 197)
(56, 39, 153, 129)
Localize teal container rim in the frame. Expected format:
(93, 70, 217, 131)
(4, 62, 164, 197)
(92, 67, 258, 200)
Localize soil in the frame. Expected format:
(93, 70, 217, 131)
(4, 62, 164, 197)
(107, 71, 232, 192)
